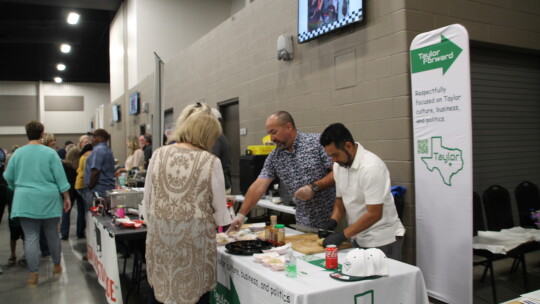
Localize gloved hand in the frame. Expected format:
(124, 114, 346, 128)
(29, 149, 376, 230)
(225, 213, 246, 233)
(294, 185, 315, 201)
(318, 219, 338, 238)
(323, 231, 347, 247)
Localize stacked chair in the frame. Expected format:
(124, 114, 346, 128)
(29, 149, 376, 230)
(473, 191, 498, 303)
(481, 184, 539, 292)
(514, 181, 540, 228)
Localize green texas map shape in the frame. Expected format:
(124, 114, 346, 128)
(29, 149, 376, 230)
(421, 136, 463, 186)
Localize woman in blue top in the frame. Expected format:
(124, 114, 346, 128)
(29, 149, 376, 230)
(3, 121, 71, 285)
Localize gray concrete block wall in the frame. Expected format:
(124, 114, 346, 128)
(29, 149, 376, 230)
(406, 0, 540, 50)
(156, 0, 419, 262)
(108, 0, 540, 265)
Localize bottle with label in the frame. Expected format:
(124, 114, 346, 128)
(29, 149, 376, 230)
(274, 224, 285, 246)
(285, 248, 297, 278)
(269, 215, 278, 245)
(118, 173, 127, 188)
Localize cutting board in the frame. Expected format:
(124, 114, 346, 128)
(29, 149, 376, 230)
(285, 233, 353, 255)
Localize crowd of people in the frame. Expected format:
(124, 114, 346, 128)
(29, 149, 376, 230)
(0, 104, 405, 304)
(0, 121, 155, 285)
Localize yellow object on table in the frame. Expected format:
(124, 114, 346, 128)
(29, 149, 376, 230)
(247, 145, 275, 155)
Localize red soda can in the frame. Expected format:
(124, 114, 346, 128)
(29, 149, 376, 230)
(325, 245, 338, 269)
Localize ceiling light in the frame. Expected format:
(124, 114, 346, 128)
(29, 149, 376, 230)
(57, 64, 66, 71)
(54, 77, 63, 83)
(60, 44, 71, 53)
(67, 12, 80, 25)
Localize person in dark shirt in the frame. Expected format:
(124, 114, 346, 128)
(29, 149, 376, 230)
(57, 140, 73, 160)
(139, 134, 153, 169)
(60, 147, 84, 240)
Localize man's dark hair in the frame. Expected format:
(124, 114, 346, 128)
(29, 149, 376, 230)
(272, 111, 296, 129)
(143, 133, 152, 144)
(25, 120, 44, 140)
(320, 123, 355, 150)
(65, 140, 73, 146)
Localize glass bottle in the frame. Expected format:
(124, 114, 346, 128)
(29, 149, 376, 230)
(269, 215, 278, 245)
(274, 224, 285, 246)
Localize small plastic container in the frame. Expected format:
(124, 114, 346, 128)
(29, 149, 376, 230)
(116, 205, 126, 218)
(285, 248, 297, 278)
(118, 173, 127, 188)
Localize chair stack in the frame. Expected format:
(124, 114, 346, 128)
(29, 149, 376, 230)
(474, 181, 540, 299)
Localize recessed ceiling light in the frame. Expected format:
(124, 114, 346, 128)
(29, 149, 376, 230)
(57, 64, 66, 71)
(60, 44, 71, 53)
(67, 12, 80, 25)
(54, 77, 63, 83)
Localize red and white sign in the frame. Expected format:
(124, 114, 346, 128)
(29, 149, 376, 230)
(86, 213, 123, 303)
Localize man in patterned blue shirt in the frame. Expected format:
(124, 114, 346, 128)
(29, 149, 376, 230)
(229, 111, 336, 230)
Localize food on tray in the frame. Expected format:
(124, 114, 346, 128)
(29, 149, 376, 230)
(216, 233, 234, 246)
(253, 252, 280, 263)
(248, 222, 266, 232)
(262, 243, 291, 255)
(217, 229, 262, 245)
(317, 238, 324, 246)
(264, 257, 286, 271)
(233, 230, 258, 241)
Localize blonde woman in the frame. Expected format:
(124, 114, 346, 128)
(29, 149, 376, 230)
(42, 133, 57, 149)
(78, 134, 90, 149)
(115, 136, 144, 176)
(144, 103, 231, 304)
(75, 143, 93, 212)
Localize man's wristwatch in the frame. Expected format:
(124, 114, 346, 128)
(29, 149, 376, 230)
(310, 183, 320, 193)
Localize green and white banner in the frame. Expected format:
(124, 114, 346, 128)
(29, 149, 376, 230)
(410, 24, 473, 304)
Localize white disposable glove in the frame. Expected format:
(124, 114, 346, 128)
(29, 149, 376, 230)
(226, 213, 246, 233)
(294, 185, 315, 201)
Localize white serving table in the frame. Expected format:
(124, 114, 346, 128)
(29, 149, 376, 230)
(212, 228, 429, 304)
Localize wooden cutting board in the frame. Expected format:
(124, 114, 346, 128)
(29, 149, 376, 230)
(285, 233, 353, 255)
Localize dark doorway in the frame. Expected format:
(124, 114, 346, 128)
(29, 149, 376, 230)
(219, 99, 240, 194)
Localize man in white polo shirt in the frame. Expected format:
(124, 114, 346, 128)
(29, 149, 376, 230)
(319, 123, 405, 260)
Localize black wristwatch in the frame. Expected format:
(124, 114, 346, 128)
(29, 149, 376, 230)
(310, 183, 320, 193)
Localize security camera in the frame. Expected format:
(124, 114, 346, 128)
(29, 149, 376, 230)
(277, 34, 294, 61)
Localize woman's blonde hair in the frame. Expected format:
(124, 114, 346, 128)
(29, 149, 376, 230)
(65, 143, 76, 152)
(65, 146, 81, 169)
(42, 133, 56, 147)
(173, 103, 221, 150)
(78, 135, 90, 149)
(127, 136, 139, 155)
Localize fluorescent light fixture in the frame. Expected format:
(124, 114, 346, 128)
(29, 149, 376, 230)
(54, 77, 63, 83)
(60, 44, 71, 53)
(67, 12, 80, 25)
(57, 64, 66, 71)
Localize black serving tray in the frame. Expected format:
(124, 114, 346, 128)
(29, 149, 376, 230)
(225, 240, 273, 255)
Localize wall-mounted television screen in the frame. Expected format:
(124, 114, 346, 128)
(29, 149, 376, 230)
(112, 104, 120, 122)
(129, 92, 139, 115)
(298, 0, 364, 43)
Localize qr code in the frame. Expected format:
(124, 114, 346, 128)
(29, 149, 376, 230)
(417, 139, 429, 154)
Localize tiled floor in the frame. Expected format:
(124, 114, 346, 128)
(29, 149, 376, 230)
(0, 208, 539, 304)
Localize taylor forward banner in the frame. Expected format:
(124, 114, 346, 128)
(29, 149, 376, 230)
(410, 24, 473, 304)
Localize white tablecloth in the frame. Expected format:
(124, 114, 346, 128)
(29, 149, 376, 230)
(473, 227, 540, 254)
(213, 231, 429, 304)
